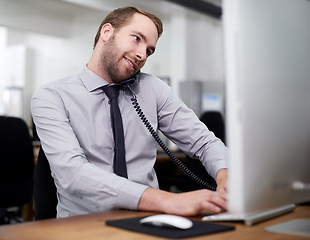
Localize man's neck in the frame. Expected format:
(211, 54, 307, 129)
(87, 53, 113, 83)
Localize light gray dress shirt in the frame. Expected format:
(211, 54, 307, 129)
(31, 66, 227, 218)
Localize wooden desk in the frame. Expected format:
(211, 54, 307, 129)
(0, 205, 309, 240)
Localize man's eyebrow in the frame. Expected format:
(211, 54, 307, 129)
(133, 31, 147, 41)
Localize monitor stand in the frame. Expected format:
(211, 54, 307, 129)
(265, 219, 310, 237)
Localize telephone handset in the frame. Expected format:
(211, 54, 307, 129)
(119, 73, 216, 191)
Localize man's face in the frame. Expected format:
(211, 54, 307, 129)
(100, 13, 158, 83)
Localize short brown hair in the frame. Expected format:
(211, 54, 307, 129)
(93, 6, 163, 48)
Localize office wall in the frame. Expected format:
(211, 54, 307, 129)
(0, 0, 224, 125)
(0, 27, 6, 115)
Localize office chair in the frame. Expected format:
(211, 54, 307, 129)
(200, 111, 225, 144)
(0, 116, 34, 224)
(34, 147, 57, 220)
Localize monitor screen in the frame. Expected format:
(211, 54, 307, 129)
(223, 0, 310, 214)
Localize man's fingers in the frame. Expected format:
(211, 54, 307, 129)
(201, 201, 223, 213)
(202, 191, 227, 212)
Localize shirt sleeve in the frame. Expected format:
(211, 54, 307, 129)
(154, 80, 228, 179)
(31, 85, 148, 215)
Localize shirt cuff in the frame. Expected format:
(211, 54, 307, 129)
(115, 180, 149, 210)
(211, 159, 228, 179)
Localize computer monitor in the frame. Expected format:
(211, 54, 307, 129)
(223, 0, 310, 216)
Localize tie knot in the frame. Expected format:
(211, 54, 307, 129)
(102, 85, 120, 100)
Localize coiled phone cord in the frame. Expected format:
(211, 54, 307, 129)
(126, 85, 216, 191)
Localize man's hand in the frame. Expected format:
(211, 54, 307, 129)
(137, 187, 227, 216)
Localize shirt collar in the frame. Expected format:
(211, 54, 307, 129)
(79, 65, 109, 92)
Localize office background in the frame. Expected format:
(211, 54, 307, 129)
(0, 0, 224, 127)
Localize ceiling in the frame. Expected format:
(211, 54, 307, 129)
(13, 0, 222, 20)
(0, 0, 222, 38)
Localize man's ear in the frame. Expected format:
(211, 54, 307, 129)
(100, 23, 114, 42)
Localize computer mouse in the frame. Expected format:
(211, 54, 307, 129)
(139, 214, 193, 230)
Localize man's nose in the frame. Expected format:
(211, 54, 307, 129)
(136, 46, 147, 62)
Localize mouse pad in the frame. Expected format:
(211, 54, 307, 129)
(106, 215, 235, 239)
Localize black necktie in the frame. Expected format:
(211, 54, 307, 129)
(102, 85, 127, 178)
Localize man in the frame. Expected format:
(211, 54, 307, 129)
(31, 6, 228, 218)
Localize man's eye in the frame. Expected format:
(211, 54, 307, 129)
(147, 49, 153, 56)
(133, 35, 140, 41)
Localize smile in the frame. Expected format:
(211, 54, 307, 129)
(125, 57, 136, 70)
